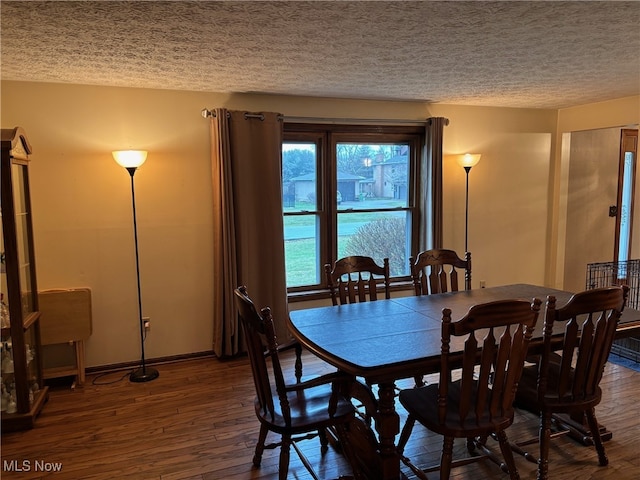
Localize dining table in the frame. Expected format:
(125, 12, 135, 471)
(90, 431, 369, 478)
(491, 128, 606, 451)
(287, 283, 640, 480)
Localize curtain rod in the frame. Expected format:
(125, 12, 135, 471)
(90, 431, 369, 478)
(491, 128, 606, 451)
(283, 115, 427, 125)
(200, 109, 278, 121)
(201, 108, 427, 125)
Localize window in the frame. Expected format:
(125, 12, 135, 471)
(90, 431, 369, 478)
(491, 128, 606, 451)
(282, 123, 424, 292)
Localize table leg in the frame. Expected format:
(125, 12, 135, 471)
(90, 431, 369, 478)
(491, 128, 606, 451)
(375, 381, 401, 479)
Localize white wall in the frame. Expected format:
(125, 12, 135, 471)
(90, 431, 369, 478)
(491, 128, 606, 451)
(2, 80, 636, 367)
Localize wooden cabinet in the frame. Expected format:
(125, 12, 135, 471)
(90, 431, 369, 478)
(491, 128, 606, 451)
(1, 127, 48, 431)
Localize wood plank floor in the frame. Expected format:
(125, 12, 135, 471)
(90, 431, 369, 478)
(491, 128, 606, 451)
(1, 350, 639, 479)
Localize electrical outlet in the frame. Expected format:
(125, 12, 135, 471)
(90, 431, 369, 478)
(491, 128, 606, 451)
(479, 280, 486, 288)
(143, 316, 151, 331)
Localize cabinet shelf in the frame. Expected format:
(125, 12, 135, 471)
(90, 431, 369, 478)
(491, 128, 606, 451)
(23, 311, 40, 330)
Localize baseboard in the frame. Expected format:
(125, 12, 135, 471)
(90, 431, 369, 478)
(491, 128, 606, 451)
(85, 350, 217, 375)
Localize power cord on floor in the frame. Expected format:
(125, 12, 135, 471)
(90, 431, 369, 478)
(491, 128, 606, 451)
(91, 369, 135, 385)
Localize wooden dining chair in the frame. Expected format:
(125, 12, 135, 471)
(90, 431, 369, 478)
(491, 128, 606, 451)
(511, 285, 628, 480)
(325, 256, 390, 305)
(234, 286, 357, 480)
(397, 297, 542, 480)
(410, 249, 471, 296)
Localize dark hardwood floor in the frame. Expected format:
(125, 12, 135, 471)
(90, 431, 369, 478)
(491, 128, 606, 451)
(2, 350, 639, 479)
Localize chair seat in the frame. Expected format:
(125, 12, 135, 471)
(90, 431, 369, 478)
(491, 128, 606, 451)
(399, 381, 514, 438)
(256, 382, 356, 434)
(516, 363, 603, 413)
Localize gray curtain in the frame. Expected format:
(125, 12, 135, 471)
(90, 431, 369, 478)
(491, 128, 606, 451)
(209, 109, 288, 357)
(421, 117, 449, 250)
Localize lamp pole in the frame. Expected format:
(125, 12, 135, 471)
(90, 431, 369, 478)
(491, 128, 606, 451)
(457, 154, 481, 254)
(113, 150, 159, 383)
(127, 167, 159, 383)
(463, 165, 471, 254)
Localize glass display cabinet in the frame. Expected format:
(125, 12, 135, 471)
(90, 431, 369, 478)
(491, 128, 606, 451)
(1, 127, 48, 431)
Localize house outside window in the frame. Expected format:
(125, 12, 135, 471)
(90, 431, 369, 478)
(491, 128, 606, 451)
(282, 123, 424, 294)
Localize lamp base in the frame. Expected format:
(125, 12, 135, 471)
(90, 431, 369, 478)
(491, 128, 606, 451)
(129, 366, 159, 383)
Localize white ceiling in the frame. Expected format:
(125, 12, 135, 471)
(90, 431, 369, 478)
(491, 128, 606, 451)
(1, 1, 639, 109)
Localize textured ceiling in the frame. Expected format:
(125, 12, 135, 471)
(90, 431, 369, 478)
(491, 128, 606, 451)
(1, 1, 639, 109)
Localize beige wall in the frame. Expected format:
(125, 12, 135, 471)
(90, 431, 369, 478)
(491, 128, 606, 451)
(1, 80, 636, 367)
(552, 96, 640, 287)
(431, 104, 557, 289)
(1, 82, 218, 367)
(558, 96, 640, 133)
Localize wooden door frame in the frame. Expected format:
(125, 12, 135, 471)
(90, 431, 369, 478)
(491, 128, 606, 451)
(613, 128, 638, 265)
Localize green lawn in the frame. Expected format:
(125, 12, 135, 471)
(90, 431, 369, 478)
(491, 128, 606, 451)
(285, 237, 350, 286)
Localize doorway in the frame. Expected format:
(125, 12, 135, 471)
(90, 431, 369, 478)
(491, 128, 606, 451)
(562, 126, 640, 294)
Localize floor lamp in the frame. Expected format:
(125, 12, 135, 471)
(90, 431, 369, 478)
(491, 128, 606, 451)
(457, 153, 481, 254)
(113, 150, 159, 383)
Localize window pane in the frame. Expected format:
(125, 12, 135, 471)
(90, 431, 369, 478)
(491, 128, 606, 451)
(336, 143, 409, 208)
(283, 143, 317, 212)
(338, 210, 411, 277)
(284, 214, 321, 287)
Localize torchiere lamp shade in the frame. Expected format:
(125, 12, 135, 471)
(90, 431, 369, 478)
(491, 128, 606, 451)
(457, 153, 481, 169)
(112, 150, 147, 168)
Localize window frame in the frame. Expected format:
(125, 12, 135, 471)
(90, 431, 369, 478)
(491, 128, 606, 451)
(283, 123, 425, 296)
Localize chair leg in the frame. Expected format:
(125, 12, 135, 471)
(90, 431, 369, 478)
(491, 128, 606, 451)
(319, 428, 329, 453)
(253, 424, 269, 467)
(279, 434, 292, 480)
(466, 436, 476, 453)
(496, 429, 521, 480)
(538, 411, 552, 480)
(440, 436, 455, 480)
(397, 414, 416, 454)
(585, 408, 608, 466)
(294, 342, 303, 383)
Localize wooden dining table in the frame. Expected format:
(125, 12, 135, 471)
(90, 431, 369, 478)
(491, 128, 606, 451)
(287, 284, 640, 480)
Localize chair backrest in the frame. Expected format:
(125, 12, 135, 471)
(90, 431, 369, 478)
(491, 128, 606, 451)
(410, 249, 471, 296)
(234, 286, 290, 421)
(325, 256, 390, 305)
(538, 285, 628, 406)
(438, 298, 541, 426)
